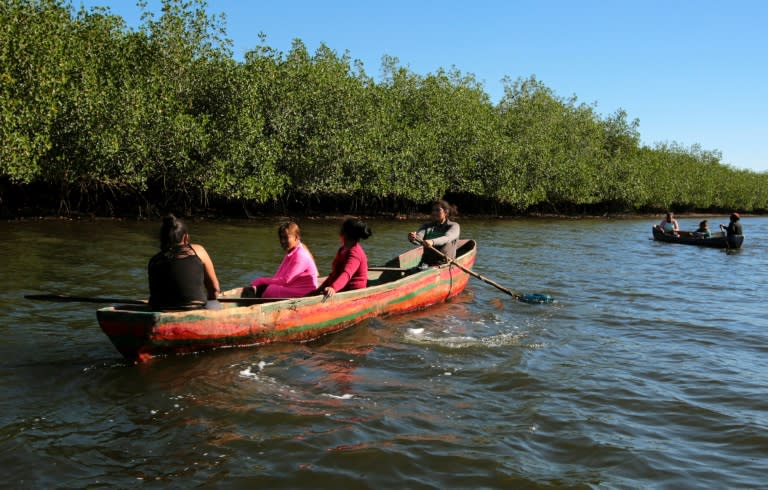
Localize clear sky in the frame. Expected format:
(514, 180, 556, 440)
(76, 0, 768, 173)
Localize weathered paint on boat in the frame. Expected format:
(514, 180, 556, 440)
(97, 240, 477, 362)
(651, 226, 744, 249)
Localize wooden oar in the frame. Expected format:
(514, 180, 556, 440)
(720, 224, 737, 254)
(24, 294, 292, 305)
(411, 238, 554, 304)
(25, 294, 147, 305)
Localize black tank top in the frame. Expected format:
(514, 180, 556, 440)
(148, 245, 207, 309)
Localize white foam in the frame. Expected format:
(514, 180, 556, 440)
(405, 331, 527, 349)
(324, 393, 354, 399)
(239, 366, 259, 379)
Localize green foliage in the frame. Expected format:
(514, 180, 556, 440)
(0, 0, 72, 183)
(0, 0, 765, 215)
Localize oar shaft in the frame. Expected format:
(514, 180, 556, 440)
(415, 239, 519, 298)
(25, 294, 294, 306)
(411, 237, 553, 303)
(463, 267, 519, 297)
(24, 294, 147, 305)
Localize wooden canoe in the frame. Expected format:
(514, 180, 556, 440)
(651, 226, 744, 249)
(97, 239, 477, 363)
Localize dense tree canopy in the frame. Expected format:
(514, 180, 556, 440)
(1, 0, 765, 217)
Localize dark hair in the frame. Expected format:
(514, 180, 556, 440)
(278, 221, 301, 240)
(699, 220, 708, 227)
(159, 214, 188, 252)
(433, 199, 458, 218)
(341, 218, 372, 242)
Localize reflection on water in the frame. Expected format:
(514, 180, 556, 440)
(1, 217, 767, 488)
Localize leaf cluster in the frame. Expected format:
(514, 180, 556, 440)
(1, 0, 765, 217)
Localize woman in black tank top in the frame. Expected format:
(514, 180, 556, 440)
(148, 214, 222, 310)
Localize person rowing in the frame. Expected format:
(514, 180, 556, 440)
(719, 212, 743, 237)
(407, 199, 460, 267)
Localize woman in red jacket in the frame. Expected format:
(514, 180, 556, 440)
(317, 218, 372, 299)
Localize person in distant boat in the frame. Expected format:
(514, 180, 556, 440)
(720, 213, 743, 237)
(148, 214, 221, 310)
(315, 218, 372, 299)
(408, 199, 460, 266)
(656, 212, 680, 236)
(250, 222, 319, 298)
(693, 219, 711, 238)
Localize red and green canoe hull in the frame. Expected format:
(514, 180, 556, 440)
(97, 240, 477, 362)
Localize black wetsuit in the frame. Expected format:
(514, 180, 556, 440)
(725, 221, 743, 236)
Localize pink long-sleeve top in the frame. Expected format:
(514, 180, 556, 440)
(658, 218, 679, 232)
(318, 243, 368, 293)
(252, 242, 319, 298)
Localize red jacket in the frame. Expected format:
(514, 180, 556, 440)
(319, 243, 368, 292)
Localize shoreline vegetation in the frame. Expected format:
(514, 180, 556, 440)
(2, 0, 766, 221)
(4, 209, 747, 224)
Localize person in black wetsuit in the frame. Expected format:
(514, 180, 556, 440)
(148, 214, 222, 310)
(720, 213, 743, 237)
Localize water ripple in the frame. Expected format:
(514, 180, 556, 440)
(2, 217, 767, 488)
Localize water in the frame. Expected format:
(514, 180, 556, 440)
(1, 216, 766, 488)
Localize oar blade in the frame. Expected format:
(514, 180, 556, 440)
(517, 293, 555, 304)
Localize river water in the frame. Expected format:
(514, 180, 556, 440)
(1, 216, 766, 489)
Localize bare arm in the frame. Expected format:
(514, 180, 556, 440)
(191, 243, 221, 299)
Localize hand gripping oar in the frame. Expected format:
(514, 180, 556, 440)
(411, 238, 554, 304)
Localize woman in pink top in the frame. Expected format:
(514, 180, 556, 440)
(251, 222, 318, 298)
(657, 212, 680, 235)
(316, 218, 372, 299)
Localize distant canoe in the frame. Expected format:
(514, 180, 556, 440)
(652, 226, 743, 249)
(97, 240, 476, 363)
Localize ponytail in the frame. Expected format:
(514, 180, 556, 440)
(159, 214, 188, 253)
(341, 218, 372, 242)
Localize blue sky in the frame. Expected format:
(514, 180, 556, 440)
(77, 0, 767, 173)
